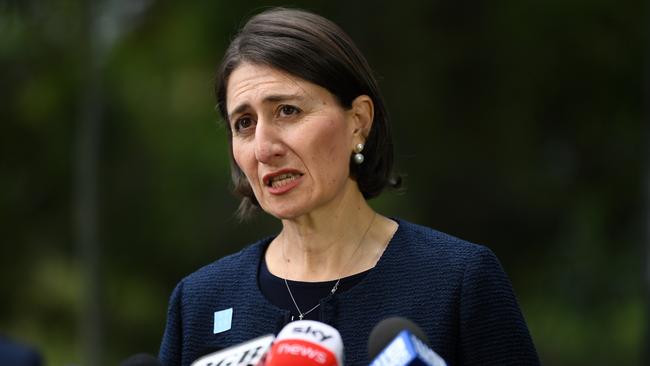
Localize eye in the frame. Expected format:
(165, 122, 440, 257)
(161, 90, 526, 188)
(233, 116, 255, 134)
(278, 105, 300, 117)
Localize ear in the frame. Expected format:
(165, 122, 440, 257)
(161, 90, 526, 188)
(350, 95, 374, 140)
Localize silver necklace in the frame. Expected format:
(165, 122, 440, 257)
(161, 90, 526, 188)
(283, 213, 377, 321)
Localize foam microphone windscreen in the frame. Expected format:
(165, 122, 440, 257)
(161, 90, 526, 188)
(264, 320, 344, 366)
(367, 317, 447, 366)
(367, 317, 429, 360)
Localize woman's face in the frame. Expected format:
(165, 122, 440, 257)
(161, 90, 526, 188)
(226, 63, 363, 219)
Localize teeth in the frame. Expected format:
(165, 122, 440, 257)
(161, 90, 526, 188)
(269, 173, 301, 188)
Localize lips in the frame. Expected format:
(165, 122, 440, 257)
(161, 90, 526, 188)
(263, 170, 304, 190)
(267, 173, 302, 188)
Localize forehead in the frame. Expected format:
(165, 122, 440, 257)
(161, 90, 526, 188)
(226, 63, 328, 114)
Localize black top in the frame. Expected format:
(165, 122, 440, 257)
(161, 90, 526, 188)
(258, 256, 369, 321)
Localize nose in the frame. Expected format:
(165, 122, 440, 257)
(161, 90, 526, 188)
(254, 119, 285, 164)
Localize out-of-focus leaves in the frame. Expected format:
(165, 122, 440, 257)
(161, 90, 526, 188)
(0, 0, 644, 365)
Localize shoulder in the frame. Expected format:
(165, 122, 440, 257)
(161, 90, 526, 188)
(390, 218, 498, 270)
(372, 218, 506, 304)
(159, 238, 273, 365)
(386, 219, 540, 364)
(170, 238, 271, 302)
(385, 218, 512, 301)
(186, 239, 267, 281)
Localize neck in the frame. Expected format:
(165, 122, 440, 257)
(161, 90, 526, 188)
(275, 186, 378, 282)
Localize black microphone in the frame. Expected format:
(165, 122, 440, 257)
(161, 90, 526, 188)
(120, 353, 162, 366)
(368, 317, 447, 366)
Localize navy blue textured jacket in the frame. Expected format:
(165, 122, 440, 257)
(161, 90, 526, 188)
(159, 219, 540, 366)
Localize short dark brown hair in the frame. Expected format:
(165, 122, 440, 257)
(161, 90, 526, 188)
(215, 7, 400, 219)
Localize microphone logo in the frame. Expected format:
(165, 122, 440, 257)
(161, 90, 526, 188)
(291, 325, 334, 342)
(274, 341, 329, 364)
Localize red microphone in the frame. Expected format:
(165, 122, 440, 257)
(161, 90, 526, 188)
(263, 320, 344, 366)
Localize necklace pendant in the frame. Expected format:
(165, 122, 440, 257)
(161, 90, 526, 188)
(299, 314, 304, 321)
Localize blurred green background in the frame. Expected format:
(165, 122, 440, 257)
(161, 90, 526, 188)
(1, 0, 646, 365)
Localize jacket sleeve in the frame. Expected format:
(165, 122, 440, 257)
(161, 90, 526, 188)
(458, 246, 540, 365)
(159, 280, 184, 366)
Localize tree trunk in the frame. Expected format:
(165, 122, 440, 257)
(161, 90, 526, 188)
(75, 0, 104, 364)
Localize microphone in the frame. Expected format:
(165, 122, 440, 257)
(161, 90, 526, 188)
(368, 317, 446, 366)
(264, 320, 344, 366)
(119, 353, 162, 366)
(190, 334, 275, 366)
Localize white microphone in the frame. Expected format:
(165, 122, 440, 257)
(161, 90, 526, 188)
(263, 320, 344, 366)
(190, 334, 275, 366)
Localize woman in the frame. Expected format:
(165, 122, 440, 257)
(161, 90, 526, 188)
(159, 8, 539, 366)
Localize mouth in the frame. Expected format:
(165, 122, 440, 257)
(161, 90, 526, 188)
(263, 171, 304, 189)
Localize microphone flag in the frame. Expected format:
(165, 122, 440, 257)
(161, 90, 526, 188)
(369, 330, 446, 366)
(190, 334, 275, 366)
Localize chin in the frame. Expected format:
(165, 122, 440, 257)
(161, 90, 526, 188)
(261, 202, 311, 221)
(265, 208, 305, 221)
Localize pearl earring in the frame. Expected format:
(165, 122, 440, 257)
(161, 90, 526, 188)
(353, 143, 364, 164)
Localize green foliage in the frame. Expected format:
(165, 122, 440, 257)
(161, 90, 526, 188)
(1, 0, 644, 365)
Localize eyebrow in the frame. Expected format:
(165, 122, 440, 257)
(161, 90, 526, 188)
(228, 93, 305, 121)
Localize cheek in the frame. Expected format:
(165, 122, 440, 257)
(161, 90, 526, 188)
(308, 119, 351, 177)
(232, 144, 255, 179)
(329, 122, 351, 159)
(231, 144, 243, 169)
